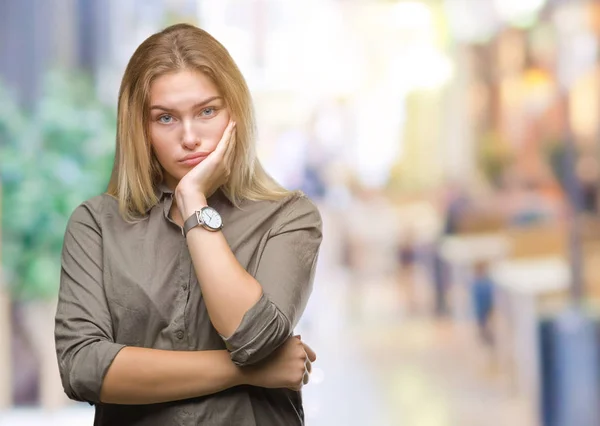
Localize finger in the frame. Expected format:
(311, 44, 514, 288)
(302, 342, 317, 362)
(305, 358, 312, 374)
(223, 128, 236, 169)
(215, 120, 236, 156)
(303, 367, 310, 385)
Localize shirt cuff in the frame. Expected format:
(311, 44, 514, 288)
(221, 293, 291, 366)
(65, 341, 126, 403)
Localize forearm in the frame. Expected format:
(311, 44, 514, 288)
(178, 194, 263, 338)
(100, 346, 244, 404)
(186, 227, 262, 337)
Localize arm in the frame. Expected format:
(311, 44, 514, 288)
(102, 335, 318, 403)
(100, 347, 240, 404)
(179, 193, 263, 339)
(178, 192, 322, 366)
(55, 203, 240, 405)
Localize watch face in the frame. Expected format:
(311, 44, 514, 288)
(201, 207, 222, 229)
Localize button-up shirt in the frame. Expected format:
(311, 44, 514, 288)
(54, 185, 322, 425)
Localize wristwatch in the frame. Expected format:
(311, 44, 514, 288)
(182, 206, 223, 236)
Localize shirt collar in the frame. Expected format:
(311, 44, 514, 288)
(156, 181, 174, 200)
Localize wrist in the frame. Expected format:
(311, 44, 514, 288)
(216, 352, 249, 388)
(235, 365, 255, 387)
(175, 187, 208, 218)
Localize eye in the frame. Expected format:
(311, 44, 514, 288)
(200, 107, 216, 117)
(157, 114, 174, 124)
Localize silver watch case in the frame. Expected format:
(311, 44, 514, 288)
(182, 206, 223, 236)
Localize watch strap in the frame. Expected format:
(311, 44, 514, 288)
(182, 211, 201, 237)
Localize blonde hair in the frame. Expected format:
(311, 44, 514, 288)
(107, 23, 295, 221)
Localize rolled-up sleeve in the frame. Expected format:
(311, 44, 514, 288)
(223, 195, 322, 366)
(54, 202, 126, 403)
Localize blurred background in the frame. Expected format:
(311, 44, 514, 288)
(3, 0, 600, 425)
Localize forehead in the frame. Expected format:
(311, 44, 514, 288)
(149, 70, 220, 104)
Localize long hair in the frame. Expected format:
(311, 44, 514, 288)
(107, 23, 294, 221)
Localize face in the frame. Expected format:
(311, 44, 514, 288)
(148, 69, 230, 189)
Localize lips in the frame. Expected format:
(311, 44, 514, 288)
(179, 152, 209, 166)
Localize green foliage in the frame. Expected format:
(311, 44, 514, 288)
(0, 70, 116, 300)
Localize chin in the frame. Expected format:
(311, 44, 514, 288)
(162, 169, 184, 185)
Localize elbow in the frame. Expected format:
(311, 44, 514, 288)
(58, 366, 80, 402)
(59, 360, 100, 404)
(57, 340, 125, 404)
(227, 310, 293, 367)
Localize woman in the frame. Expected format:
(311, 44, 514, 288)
(54, 23, 322, 425)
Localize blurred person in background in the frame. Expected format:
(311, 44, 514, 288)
(442, 182, 471, 236)
(576, 155, 600, 215)
(431, 183, 471, 317)
(54, 23, 322, 426)
(396, 228, 419, 315)
(470, 261, 495, 346)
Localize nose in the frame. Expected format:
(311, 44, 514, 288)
(181, 119, 200, 150)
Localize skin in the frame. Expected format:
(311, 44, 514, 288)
(148, 69, 232, 196)
(100, 69, 317, 405)
(101, 337, 315, 404)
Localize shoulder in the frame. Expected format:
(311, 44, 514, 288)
(278, 192, 321, 224)
(228, 191, 321, 235)
(259, 192, 322, 235)
(67, 193, 120, 230)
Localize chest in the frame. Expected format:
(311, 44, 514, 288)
(99, 212, 271, 349)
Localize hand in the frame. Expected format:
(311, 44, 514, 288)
(241, 336, 317, 391)
(174, 120, 236, 216)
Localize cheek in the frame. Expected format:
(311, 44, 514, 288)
(149, 129, 170, 158)
(205, 112, 231, 147)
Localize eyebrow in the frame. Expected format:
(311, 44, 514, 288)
(150, 96, 223, 112)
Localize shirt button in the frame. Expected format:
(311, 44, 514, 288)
(181, 282, 188, 290)
(176, 330, 184, 340)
